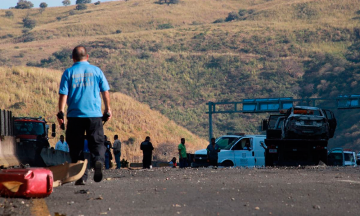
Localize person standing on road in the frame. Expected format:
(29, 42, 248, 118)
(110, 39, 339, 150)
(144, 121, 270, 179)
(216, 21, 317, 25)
(104, 135, 112, 170)
(207, 138, 220, 167)
(140, 136, 154, 169)
(112, 135, 122, 169)
(57, 45, 111, 185)
(178, 138, 187, 168)
(55, 135, 69, 152)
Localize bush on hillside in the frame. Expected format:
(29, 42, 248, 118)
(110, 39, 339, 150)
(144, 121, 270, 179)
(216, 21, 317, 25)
(115, 30, 122, 34)
(69, 10, 76, 15)
(53, 49, 72, 62)
(39, 2, 48, 8)
(225, 12, 239, 22)
(15, 0, 34, 9)
(5, 11, 14, 18)
(94, 1, 100, 5)
(157, 23, 174, 30)
(76, 0, 91, 4)
(23, 17, 36, 29)
(62, 0, 71, 6)
(213, 18, 224, 23)
(76, 4, 87, 10)
(157, 0, 179, 4)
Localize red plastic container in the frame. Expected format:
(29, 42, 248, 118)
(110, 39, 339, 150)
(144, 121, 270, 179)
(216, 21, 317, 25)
(0, 168, 53, 198)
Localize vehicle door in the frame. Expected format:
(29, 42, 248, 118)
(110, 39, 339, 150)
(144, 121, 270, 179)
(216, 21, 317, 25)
(232, 138, 254, 167)
(323, 109, 337, 138)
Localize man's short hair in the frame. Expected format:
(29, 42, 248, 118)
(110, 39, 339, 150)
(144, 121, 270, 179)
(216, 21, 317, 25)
(114, 135, 118, 139)
(181, 138, 185, 141)
(60, 135, 64, 138)
(146, 136, 150, 140)
(211, 137, 215, 141)
(72, 46, 88, 61)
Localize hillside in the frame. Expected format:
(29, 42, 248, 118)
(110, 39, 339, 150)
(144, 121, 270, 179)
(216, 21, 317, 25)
(0, 66, 207, 162)
(0, 0, 360, 149)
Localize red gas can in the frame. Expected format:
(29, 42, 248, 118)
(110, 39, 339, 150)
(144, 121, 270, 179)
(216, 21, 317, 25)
(0, 168, 53, 198)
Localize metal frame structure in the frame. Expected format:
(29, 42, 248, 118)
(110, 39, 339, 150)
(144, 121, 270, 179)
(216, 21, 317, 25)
(206, 95, 360, 142)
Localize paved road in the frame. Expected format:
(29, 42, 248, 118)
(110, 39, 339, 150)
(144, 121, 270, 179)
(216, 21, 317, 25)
(1, 166, 360, 216)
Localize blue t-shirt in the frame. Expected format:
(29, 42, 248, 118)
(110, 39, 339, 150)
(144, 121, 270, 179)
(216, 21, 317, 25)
(59, 61, 110, 117)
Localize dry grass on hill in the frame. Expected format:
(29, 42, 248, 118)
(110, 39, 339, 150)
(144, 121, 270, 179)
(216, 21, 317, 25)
(0, 66, 207, 162)
(0, 0, 359, 64)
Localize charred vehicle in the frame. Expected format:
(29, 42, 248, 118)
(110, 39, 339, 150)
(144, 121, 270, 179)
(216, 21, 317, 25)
(281, 106, 336, 140)
(262, 106, 337, 166)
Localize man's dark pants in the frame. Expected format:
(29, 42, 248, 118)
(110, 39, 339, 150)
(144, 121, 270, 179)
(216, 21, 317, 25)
(179, 158, 188, 168)
(142, 152, 152, 169)
(66, 117, 105, 181)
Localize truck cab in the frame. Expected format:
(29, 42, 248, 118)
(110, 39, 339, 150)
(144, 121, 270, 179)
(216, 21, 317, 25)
(218, 135, 266, 167)
(192, 135, 266, 168)
(192, 135, 242, 167)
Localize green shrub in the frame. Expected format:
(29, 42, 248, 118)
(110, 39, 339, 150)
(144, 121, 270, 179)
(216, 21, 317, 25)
(39, 2, 48, 8)
(69, 10, 76, 15)
(76, 0, 91, 4)
(120, 159, 129, 168)
(5, 11, 14, 18)
(157, 23, 174, 30)
(15, 1, 34, 9)
(238, 9, 247, 16)
(116, 29, 122, 34)
(62, 0, 71, 6)
(56, 17, 62, 21)
(225, 12, 239, 22)
(76, 4, 87, 10)
(94, 1, 100, 5)
(23, 17, 36, 29)
(128, 137, 136, 145)
(213, 18, 224, 23)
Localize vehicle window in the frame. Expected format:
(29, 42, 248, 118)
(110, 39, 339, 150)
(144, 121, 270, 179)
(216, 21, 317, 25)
(14, 122, 45, 136)
(268, 115, 283, 129)
(230, 138, 251, 150)
(328, 153, 342, 161)
(216, 137, 239, 149)
(275, 118, 284, 129)
(293, 108, 322, 116)
(344, 153, 355, 162)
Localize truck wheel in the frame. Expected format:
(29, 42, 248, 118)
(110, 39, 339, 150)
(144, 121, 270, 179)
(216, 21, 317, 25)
(265, 152, 274, 167)
(221, 161, 233, 167)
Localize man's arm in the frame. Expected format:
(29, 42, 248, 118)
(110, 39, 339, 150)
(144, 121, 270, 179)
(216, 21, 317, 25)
(101, 91, 112, 121)
(178, 149, 182, 159)
(57, 94, 67, 126)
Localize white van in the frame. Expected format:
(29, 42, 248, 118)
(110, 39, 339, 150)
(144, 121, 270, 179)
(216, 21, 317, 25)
(192, 135, 266, 168)
(218, 135, 266, 167)
(328, 148, 357, 166)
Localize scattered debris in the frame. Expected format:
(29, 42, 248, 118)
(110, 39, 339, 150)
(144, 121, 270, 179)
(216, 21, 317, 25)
(75, 189, 89, 194)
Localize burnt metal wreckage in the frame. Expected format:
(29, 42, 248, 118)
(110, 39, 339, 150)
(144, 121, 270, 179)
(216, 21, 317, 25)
(206, 95, 360, 166)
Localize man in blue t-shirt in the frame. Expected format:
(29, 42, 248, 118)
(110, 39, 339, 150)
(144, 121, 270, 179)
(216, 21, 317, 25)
(57, 46, 112, 185)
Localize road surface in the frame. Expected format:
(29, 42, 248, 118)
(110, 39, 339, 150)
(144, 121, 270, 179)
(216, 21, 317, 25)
(1, 166, 360, 216)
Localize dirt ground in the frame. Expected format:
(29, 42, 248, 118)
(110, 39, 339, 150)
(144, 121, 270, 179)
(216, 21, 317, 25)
(1, 166, 360, 216)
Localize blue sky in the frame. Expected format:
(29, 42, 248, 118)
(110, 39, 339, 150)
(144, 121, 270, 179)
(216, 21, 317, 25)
(0, 0, 119, 9)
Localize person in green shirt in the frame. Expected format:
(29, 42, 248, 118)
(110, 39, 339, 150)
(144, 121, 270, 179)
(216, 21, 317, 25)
(178, 138, 187, 168)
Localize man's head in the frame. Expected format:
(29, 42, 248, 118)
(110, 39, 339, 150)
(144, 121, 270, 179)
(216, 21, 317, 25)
(211, 137, 216, 144)
(60, 135, 64, 142)
(72, 46, 89, 62)
(114, 135, 118, 140)
(145, 136, 150, 141)
(245, 141, 250, 147)
(104, 135, 108, 141)
(181, 138, 185, 144)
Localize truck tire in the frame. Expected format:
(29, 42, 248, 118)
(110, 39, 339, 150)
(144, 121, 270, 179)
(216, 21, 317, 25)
(265, 151, 274, 167)
(221, 160, 233, 167)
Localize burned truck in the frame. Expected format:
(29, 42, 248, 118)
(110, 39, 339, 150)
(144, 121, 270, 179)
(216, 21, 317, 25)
(262, 106, 337, 166)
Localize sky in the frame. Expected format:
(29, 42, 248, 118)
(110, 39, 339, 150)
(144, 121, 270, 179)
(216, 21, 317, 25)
(0, 0, 119, 9)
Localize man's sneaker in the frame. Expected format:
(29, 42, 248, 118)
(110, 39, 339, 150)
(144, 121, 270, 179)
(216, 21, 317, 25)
(94, 161, 103, 182)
